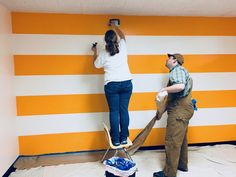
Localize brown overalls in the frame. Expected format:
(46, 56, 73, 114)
(163, 92, 194, 177)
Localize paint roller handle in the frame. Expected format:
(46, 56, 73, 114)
(92, 42, 97, 48)
(91, 42, 97, 52)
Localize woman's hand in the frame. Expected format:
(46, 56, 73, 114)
(91, 46, 96, 53)
(110, 22, 125, 40)
(110, 22, 116, 28)
(91, 43, 98, 64)
(91, 42, 97, 53)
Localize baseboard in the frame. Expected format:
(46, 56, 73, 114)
(139, 140, 236, 151)
(2, 156, 19, 177)
(189, 140, 236, 146)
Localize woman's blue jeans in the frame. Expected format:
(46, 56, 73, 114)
(104, 80, 133, 144)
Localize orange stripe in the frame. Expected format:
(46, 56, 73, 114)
(12, 12, 236, 35)
(19, 125, 236, 155)
(16, 90, 236, 116)
(14, 54, 236, 75)
(184, 54, 236, 73)
(191, 90, 236, 109)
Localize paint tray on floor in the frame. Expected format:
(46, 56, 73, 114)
(103, 157, 137, 177)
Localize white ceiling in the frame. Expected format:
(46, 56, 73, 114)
(1, 0, 236, 17)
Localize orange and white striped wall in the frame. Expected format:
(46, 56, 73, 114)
(12, 12, 236, 155)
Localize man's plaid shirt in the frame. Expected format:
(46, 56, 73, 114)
(168, 64, 192, 98)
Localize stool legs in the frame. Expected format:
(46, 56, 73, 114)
(124, 148, 133, 161)
(101, 147, 132, 162)
(101, 147, 110, 162)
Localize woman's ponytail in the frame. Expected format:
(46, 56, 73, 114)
(105, 30, 119, 56)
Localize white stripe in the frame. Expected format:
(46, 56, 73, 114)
(12, 34, 236, 55)
(14, 72, 236, 96)
(17, 107, 236, 136)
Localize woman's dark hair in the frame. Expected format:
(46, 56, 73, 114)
(105, 30, 119, 56)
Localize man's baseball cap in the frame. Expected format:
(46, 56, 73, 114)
(167, 53, 184, 65)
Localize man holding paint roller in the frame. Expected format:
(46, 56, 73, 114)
(153, 53, 194, 177)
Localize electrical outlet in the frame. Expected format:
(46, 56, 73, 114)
(109, 19, 120, 26)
